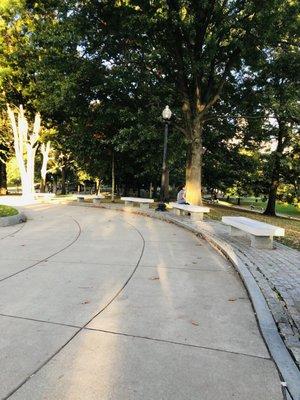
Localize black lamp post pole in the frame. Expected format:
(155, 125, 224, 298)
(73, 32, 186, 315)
(160, 120, 169, 202)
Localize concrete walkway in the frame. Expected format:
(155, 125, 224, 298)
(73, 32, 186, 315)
(0, 204, 284, 399)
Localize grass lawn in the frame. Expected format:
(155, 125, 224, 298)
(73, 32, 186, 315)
(225, 197, 300, 218)
(207, 204, 300, 251)
(0, 205, 18, 217)
(272, 202, 299, 217)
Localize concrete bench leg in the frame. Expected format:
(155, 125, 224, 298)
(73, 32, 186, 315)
(125, 201, 133, 207)
(140, 203, 150, 209)
(250, 235, 273, 249)
(93, 198, 101, 205)
(77, 197, 84, 202)
(230, 226, 245, 236)
(190, 212, 203, 221)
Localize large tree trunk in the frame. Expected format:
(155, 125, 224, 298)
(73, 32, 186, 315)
(40, 178, 46, 193)
(7, 105, 40, 198)
(40, 142, 51, 193)
(95, 177, 102, 195)
(0, 160, 7, 195)
(26, 144, 38, 196)
(53, 176, 57, 194)
(61, 166, 66, 195)
(264, 179, 278, 216)
(149, 182, 153, 198)
(111, 151, 115, 202)
(264, 122, 285, 216)
(185, 121, 203, 205)
(264, 154, 281, 216)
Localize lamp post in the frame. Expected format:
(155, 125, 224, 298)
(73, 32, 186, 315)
(160, 105, 172, 204)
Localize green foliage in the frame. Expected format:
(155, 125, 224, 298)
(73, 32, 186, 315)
(0, 0, 298, 207)
(6, 157, 21, 185)
(0, 204, 18, 217)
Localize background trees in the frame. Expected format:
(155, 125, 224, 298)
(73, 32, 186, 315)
(0, 0, 298, 213)
(101, 0, 286, 204)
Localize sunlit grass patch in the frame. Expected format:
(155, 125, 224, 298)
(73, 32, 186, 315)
(0, 205, 18, 217)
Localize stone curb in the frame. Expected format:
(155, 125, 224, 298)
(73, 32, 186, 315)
(0, 211, 27, 227)
(95, 204, 300, 400)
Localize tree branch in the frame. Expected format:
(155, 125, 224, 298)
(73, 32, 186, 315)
(205, 48, 240, 109)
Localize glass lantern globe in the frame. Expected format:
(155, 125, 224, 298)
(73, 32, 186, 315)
(162, 105, 172, 120)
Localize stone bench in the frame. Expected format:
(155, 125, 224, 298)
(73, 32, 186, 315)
(169, 202, 210, 221)
(77, 196, 86, 202)
(121, 197, 154, 209)
(222, 216, 285, 249)
(35, 193, 55, 199)
(34, 193, 56, 203)
(93, 196, 104, 205)
(75, 195, 104, 203)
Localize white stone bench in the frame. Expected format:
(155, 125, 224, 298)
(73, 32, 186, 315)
(35, 193, 55, 199)
(76, 195, 86, 202)
(93, 195, 104, 205)
(34, 193, 56, 203)
(75, 195, 104, 203)
(121, 197, 154, 209)
(169, 202, 210, 221)
(222, 216, 285, 249)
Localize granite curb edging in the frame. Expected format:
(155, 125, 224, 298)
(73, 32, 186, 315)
(94, 203, 300, 400)
(0, 211, 26, 227)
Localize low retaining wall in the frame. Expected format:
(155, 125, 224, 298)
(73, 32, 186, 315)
(0, 212, 27, 227)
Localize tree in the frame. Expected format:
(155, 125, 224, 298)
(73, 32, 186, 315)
(0, 112, 11, 194)
(0, 146, 8, 194)
(0, 0, 43, 196)
(99, 1, 281, 204)
(253, 1, 299, 215)
(3, 0, 296, 207)
(262, 74, 299, 214)
(40, 141, 51, 192)
(7, 105, 41, 197)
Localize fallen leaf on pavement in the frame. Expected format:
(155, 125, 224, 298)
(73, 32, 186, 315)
(228, 298, 237, 302)
(191, 320, 199, 326)
(81, 300, 90, 304)
(149, 277, 159, 280)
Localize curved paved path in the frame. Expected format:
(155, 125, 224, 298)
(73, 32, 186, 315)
(0, 204, 283, 399)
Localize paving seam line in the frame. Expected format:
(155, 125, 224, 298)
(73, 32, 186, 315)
(83, 327, 272, 361)
(95, 204, 300, 400)
(0, 312, 272, 361)
(0, 222, 25, 240)
(3, 214, 146, 400)
(0, 217, 81, 283)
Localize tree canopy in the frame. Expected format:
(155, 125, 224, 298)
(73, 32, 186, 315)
(0, 0, 299, 211)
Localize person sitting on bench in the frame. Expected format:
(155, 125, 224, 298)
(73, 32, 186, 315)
(177, 185, 189, 205)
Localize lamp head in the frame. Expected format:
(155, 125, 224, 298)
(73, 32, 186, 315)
(162, 105, 172, 120)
